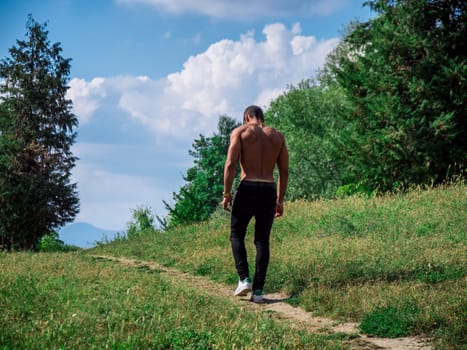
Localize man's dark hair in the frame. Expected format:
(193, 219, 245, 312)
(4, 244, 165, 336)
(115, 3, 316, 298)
(244, 105, 264, 122)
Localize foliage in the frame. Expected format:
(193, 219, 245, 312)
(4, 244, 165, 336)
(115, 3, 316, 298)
(126, 205, 157, 239)
(328, 0, 467, 192)
(0, 16, 79, 250)
(266, 80, 354, 200)
(37, 231, 79, 252)
(162, 115, 240, 228)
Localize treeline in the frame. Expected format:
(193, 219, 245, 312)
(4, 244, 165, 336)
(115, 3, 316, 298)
(162, 0, 466, 228)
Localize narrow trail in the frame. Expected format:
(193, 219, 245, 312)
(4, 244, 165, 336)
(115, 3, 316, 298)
(92, 255, 432, 350)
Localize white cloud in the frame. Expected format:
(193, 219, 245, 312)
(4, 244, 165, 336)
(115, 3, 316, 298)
(68, 22, 339, 138)
(116, 0, 351, 19)
(67, 78, 106, 124)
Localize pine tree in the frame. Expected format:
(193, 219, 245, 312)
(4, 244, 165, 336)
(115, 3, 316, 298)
(0, 16, 79, 250)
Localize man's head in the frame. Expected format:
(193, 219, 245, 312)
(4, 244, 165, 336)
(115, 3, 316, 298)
(243, 105, 264, 123)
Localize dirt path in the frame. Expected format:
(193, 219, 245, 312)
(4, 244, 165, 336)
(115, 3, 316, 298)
(92, 255, 432, 350)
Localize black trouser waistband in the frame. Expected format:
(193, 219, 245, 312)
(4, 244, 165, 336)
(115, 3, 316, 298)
(240, 180, 275, 188)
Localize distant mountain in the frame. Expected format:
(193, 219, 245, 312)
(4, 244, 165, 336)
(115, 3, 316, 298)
(59, 222, 124, 249)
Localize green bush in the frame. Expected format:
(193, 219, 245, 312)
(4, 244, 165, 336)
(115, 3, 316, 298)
(126, 206, 157, 239)
(37, 231, 79, 252)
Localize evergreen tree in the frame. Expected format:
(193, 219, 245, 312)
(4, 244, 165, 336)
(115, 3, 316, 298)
(0, 16, 79, 250)
(330, 0, 466, 191)
(162, 115, 240, 228)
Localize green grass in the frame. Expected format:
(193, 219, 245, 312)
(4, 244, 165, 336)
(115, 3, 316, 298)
(359, 301, 420, 338)
(0, 253, 349, 349)
(1, 182, 465, 349)
(92, 182, 467, 349)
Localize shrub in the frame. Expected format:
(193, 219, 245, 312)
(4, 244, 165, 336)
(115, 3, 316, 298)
(38, 231, 79, 252)
(126, 206, 157, 239)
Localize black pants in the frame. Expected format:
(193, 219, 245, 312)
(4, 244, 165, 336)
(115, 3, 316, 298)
(230, 180, 277, 291)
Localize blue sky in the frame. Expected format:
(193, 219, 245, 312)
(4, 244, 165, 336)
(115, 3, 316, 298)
(1, 0, 374, 230)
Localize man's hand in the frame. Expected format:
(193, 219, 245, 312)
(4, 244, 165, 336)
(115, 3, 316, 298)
(274, 202, 283, 218)
(222, 196, 233, 211)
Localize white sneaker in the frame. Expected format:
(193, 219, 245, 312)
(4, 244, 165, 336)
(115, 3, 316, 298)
(234, 277, 252, 296)
(251, 290, 264, 303)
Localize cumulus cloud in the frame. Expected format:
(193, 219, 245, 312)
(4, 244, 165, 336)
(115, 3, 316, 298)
(116, 0, 351, 19)
(68, 22, 339, 138)
(67, 78, 106, 123)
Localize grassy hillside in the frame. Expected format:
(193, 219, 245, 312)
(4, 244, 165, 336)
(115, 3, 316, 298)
(1, 253, 349, 349)
(0, 183, 465, 349)
(92, 182, 466, 349)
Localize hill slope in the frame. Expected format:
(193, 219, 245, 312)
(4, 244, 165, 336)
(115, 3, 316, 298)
(91, 182, 466, 349)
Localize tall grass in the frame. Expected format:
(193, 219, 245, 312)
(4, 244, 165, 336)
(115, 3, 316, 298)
(0, 253, 350, 349)
(93, 182, 466, 349)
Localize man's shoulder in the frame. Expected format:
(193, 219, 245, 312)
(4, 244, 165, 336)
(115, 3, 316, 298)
(263, 126, 285, 138)
(233, 124, 284, 141)
(234, 124, 249, 132)
(231, 124, 249, 137)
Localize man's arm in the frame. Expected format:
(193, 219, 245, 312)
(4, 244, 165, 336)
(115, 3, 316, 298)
(275, 137, 289, 217)
(222, 128, 241, 211)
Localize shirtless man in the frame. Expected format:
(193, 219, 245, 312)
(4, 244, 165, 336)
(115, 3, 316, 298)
(222, 105, 289, 303)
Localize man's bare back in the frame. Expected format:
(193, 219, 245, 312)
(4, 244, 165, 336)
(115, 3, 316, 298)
(223, 109, 288, 212)
(237, 124, 285, 182)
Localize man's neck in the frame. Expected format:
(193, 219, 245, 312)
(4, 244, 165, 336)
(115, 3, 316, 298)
(247, 120, 263, 127)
